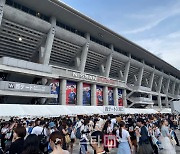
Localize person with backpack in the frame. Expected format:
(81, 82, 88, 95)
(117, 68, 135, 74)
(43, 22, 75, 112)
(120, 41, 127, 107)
(136, 118, 154, 154)
(31, 120, 48, 153)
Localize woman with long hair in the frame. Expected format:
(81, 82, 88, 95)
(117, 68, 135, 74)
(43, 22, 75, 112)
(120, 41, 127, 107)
(49, 131, 69, 154)
(22, 134, 42, 154)
(116, 121, 133, 154)
(160, 119, 176, 154)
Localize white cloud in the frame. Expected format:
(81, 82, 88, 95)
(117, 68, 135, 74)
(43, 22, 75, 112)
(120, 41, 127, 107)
(123, 1, 180, 34)
(135, 32, 180, 70)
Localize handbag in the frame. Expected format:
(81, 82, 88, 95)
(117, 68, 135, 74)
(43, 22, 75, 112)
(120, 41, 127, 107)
(38, 127, 48, 153)
(171, 137, 177, 146)
(65, 135, 71, 144)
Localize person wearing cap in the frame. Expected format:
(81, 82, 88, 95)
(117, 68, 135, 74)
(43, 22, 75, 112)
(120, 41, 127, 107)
(136, 118, 153, 154)
(49, 122, 57, 134)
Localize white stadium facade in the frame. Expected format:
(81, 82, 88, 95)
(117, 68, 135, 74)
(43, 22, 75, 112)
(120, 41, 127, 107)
(0, 0, 180, 112)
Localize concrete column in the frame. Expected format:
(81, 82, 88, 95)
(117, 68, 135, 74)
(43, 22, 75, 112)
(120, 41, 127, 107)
(123, 60, 130, 83)
(103, 86, 108, 106)
(157, 95, 162, 109)
(135, 66, 144, 86)
(79, 33, 90, 72)
(148, 94, 153, 108)
(157, 75, 163, 93)
(172, 81, 176, 95)
(77, 82, 83, 106)
(165, 78, 170, 94)
(149, 71, 155, 89)
(60, 79, 66, 105)
(91, 84, 96, 106)
(0, 0, 5, 26)
(122, 89, 127, 107)
(165, 96, 169, 108)
(175, 83, 180, 95)
(104, 53, 112, 77)
(40, 17, 56, 64)
(79, 42, 89, 72)
(113, 87, 118, 106)
(104, 44, 113, 77)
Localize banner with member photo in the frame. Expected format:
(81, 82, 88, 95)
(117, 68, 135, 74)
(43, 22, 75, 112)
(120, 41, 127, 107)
(96, 86, 103, 106)
(83, 83, 91, 105)
(66, 81, 77, 105)
(50, 80, 60, 104)
(108, 87, 114, 105)
(118, 89, 123, 106)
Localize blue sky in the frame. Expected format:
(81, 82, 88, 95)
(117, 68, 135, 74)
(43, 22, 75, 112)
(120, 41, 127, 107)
(60, 0, 180, 70)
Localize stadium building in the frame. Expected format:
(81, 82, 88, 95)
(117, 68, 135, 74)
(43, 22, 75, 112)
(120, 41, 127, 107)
(0, 0, 179, 109)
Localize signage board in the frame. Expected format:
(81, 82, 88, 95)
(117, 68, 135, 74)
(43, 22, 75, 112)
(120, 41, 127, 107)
(103, 106, 125, 114)
(0, 81, 51, 94)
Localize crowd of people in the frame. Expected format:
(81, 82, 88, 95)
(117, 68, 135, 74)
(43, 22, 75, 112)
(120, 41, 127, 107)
(0, 113, 179, 154)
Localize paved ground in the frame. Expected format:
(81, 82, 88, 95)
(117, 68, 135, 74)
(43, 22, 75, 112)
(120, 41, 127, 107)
(72, 130, 180, 154)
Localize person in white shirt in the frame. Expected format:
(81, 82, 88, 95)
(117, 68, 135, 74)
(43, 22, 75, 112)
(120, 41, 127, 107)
(116, 121, 133, 154)
(31, 120, 47, 136)
(110, 118, 117, 130)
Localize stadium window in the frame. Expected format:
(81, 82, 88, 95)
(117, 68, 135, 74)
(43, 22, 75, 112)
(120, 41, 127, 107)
(6, 0, 50, 22)
(90, 36, 110, 48)
(114, 47, 128, 56)
(29, 9, 36, 16)
(131, 55, 141, 62)
(22, 6, 29, 13)
(56, 21, 85, 37)
(5, 0, 13, 6)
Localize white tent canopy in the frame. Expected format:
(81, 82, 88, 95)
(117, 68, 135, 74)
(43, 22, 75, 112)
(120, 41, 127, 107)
(0, 104, 159, 117)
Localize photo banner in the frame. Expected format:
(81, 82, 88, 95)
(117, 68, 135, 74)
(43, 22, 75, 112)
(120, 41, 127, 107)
(83, 83, 91, 105)
(96, 86, 103, 106)
(108, 87, 114, 105)
(50, 80, 60, 104)
(66, 81, 77, 105)
(118, 89, 123, 106)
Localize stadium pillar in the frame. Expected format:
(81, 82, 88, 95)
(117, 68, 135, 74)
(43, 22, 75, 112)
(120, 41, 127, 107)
(172, 81, 176, 95)
(91, 84, 96, 106)
(135, 66, 144, 86)
(157, 95, 162, 109)
(122, 89, 127, 107)
(103, 86, 108, 106)
(123, 60, 130, 84)
(60, 79, 66, 105)
(148, 94, 153, 108)
(77, 82, 83, 105)
(157, 74, 163, 93)
(104, 44, 113, 77)
(113, 87, 118, 106)
(0, 0, 5, 27)
(40, 17, 56, 64)
(175, 83, 180, 95)
(165, 96, 169, 108)
(149, 70, 155, 89)
(165, 77, 170, 94)
(104, 53, 112, 77)
(79, 33, 90, 72)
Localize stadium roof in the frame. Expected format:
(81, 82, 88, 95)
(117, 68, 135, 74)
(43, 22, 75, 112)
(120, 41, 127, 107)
(13, 0, 180, 79)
